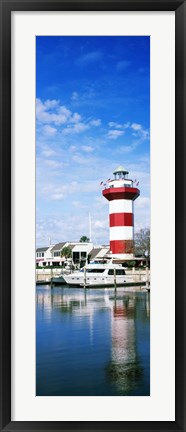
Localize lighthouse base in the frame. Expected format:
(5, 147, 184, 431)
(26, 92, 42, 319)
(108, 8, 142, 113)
(110, 253, 134, 260)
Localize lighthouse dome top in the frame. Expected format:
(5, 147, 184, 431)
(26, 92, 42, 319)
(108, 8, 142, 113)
(113, 165, 129, 181)
(113, 165, 129, 177)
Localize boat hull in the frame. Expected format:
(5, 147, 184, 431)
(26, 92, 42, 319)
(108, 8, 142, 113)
(51, 276, 66, 285)
(63, 276, 126, 287)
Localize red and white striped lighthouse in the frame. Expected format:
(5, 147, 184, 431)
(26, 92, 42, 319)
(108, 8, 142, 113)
(102, 166, 140, 259)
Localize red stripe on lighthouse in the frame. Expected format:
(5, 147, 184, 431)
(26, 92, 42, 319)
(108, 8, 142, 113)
(110, 240, 134, 254)
(109, 213, 133, 227)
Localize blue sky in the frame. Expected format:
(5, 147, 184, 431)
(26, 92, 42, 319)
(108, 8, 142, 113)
(36, 36, 150, 247)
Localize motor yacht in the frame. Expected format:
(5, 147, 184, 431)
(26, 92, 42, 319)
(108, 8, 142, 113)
(63, 261, 126, 287)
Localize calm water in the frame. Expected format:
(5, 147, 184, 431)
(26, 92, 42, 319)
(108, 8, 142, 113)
(36, 286, 150, 396)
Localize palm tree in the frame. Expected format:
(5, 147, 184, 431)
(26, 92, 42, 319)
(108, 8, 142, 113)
(61, 246, 72, 259)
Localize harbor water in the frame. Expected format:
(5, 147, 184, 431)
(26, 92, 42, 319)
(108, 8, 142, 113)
(36, 285, 150, 396)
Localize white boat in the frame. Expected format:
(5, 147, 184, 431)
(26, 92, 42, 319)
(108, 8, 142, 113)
(62, 262, 126, 287)
(51, 273, 66, 285)
(51, 261, 74, 285)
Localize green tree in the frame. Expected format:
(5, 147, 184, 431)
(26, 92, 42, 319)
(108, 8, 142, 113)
(134, 228, 150, 257)
(79, 236, 90, 242)
(126, 260, 136, 268)
(61, 246, 72, 259)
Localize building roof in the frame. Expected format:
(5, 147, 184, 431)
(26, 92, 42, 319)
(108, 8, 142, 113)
(66, 244, 75, 250)
(51, 242, 66, 252)
(72, 244, 90, 252)
(89, 248, 102, 260)
(36, 247, 49, 252)
(96, 247, 110, 258)
(113, 165, 129, 175)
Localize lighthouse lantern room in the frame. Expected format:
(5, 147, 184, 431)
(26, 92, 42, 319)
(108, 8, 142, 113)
(102, 166, 140, 259)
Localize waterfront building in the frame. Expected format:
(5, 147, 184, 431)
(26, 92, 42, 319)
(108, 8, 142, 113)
(102, 166, 140, 259)
(36, 242, 69, 267)
(50, 242, 70, 266)
(36, 245, 54, 267)
(36, 241, 109, 268)
(89, 246, 109, 262)
(72, 242, 93, 266)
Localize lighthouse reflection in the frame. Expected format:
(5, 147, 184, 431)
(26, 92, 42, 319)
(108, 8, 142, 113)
(36, 287, 150, 396)
(107, 296, 143, 394)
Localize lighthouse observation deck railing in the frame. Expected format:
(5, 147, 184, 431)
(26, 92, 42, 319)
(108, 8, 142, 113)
(103, 182, 133, 189)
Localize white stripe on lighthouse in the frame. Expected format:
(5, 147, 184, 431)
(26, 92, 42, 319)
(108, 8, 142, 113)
(109, 199, 133, 214)
(110, 226, 134, 241)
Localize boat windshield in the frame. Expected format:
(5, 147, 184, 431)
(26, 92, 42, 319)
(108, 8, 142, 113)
(108, 269, 125, 275)
(86, 269, 105, 273)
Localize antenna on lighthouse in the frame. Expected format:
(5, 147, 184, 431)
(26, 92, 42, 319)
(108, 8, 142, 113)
(89, 213, 92, 242)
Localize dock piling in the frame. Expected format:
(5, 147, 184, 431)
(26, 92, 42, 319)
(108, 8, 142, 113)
(146, 265, 149, 289)
(51, 267, 53, 288)
(114, 267, 117, 292)
(84, 266, 86, 289)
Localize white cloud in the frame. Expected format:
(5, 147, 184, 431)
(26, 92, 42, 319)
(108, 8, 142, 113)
(108, 121, 123, 129)
(44, 99, 59, 109)
(72, 154, 89, 164)
(37, 98, 102, 137)
(81, 145, 94, 153)
(107, 121, 148, 143)
(42, 125, 57, 136)
(107, 130, 124, 139)
(131, 123, 149, 141)
(76, 51, 102, 65)
(62, 122, 89, 135)
(94, 219, 108, 229)
(95, 196, 108, 207)
(123, 122, 131, 129)
(135, 197, 150, 209)
(41, 148, 57, 157)
(40, 181, 78, 201)
(72, 201, 88, 209)
(71, 91, 78, 101)
(36, 214, 99, 246)
(51, 192, 66, 200)
(62, 118, 101, 135)
(36, 99, 72, 125)
(69, 145, 77, 152)
(89, 119, 101, 127)
(44, 160, 63, 169)
(114, 143, 138, 154)
(140, 129, 149, 140)
(108, 121, 131, 131)
(36, 99, 150, 246)
(131, 123, 142, 131)
(70, 112, 82, 123)
(107, 121, 149, 143)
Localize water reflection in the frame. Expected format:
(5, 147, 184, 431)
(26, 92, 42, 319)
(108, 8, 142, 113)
(107, 297, 143, 394)
(36, 287, 150, 396)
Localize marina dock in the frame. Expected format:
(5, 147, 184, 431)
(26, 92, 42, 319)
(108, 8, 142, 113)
(36, 267, 150, 289)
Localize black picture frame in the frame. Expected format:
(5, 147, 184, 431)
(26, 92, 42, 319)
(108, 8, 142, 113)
(0, 0, 185, 431)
